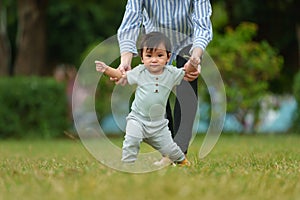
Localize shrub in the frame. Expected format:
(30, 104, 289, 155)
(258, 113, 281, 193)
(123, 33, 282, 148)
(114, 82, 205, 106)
(0, 77, 68, 138)
(207, 22, 283, 132)
(292, 71, 300, 132)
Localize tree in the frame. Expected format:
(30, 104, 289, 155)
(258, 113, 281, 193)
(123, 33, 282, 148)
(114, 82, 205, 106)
(222, 0, 299, 93)
(0, 0, 11, 76)
(207, 22, 283, 132)
(14, 0, 48, 75)
(0, 0, 126, 76)
(47, 0, 126, 69)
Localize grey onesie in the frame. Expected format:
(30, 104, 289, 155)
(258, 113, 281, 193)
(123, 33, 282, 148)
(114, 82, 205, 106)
(122, 64, 186, 163)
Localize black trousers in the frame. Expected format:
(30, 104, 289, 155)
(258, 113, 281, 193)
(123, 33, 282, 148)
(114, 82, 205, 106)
(166, 45, 198, 154)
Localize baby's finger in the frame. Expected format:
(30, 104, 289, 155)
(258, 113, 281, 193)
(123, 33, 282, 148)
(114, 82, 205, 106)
(110, 77, 117, 81)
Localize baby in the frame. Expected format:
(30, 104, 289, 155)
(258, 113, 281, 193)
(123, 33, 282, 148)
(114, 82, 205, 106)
(95, 32, 196, 166)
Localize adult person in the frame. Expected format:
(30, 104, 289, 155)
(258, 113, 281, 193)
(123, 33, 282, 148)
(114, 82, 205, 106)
(116, 0, 213, 156)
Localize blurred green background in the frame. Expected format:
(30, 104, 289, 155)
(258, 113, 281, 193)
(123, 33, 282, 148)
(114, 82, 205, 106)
(0, 0, 299, 138)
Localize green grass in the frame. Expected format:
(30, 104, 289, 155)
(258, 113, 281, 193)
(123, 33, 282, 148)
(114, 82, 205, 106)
(0, 134, 300, 200)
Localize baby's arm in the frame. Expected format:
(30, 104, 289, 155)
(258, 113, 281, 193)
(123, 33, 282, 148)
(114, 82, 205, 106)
(95, 61, 124, 81)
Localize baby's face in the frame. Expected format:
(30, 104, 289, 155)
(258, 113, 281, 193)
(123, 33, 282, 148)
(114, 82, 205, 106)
(141, 43, 170, 75)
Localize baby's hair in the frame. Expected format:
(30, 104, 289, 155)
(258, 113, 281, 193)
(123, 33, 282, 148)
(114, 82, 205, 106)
(138, 32, 172, 58)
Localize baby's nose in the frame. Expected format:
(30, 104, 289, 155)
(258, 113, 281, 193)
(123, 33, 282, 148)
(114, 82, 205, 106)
(152, 57, 158, 61)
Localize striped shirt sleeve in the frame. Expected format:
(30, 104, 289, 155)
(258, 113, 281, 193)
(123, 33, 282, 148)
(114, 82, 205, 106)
(191, 0, 213, 52)
(117, 0, 144, 56)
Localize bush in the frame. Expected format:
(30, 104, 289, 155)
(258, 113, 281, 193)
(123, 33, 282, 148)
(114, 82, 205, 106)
(207, 22, 283, 132)
(0, 77, 68, 138)
(292, 71, 300, 132)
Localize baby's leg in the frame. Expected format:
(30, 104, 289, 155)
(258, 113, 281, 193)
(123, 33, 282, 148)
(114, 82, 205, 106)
(122, 117, 144, 163)
(147, 127, 185, 162)
(122, 134, 143, 163)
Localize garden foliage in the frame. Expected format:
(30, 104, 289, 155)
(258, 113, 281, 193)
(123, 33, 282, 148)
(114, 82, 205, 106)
(293, 71, 300, 132)
(0, 77, 68, 138)
(207, 22, 283, 131)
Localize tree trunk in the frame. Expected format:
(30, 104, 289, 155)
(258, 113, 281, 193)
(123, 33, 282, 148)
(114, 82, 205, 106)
(14, 0, 47, 75)
(297, 23, 300, 69)
(0, 1, 11, 76)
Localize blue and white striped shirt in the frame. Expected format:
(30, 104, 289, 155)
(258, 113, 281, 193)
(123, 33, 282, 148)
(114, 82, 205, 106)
(117, 0, 213, 58)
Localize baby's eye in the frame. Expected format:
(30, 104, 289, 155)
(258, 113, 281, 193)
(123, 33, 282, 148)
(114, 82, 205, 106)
(146, 54, 152, 57)
(158, 54, 164, 57)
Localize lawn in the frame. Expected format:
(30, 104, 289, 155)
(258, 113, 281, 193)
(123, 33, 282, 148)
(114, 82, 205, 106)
(0, 134, 299, 200)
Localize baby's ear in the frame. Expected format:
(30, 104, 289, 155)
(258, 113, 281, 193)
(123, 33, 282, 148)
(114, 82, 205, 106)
(141, 57, 144, 63)
(166, 53, 171, 62)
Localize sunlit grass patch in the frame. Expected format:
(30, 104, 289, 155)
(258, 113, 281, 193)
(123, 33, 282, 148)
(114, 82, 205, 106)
(0, 134, 299, 200)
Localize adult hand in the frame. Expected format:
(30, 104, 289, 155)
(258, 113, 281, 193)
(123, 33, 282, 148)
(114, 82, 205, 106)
(110, 64, 131, 85)
(110, 52, 133, 86)
(183, 60, 201, 81)
(183, 47, 203, 81)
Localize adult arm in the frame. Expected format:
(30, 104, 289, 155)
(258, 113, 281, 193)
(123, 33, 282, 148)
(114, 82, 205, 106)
(184, 0, 213, 81)
(190, 0, 213, 55)
(115, 0, 143, 84)
(110, 52, 133, 85)
(117, 0, 144, 56)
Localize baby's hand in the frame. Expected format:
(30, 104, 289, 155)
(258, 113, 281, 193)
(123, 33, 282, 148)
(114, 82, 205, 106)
(95, 60, 108, 73)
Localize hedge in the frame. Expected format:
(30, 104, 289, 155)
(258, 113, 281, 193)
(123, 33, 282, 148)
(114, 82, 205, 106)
(293, 71, 300, 132)
(0, 77, 68, 138)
